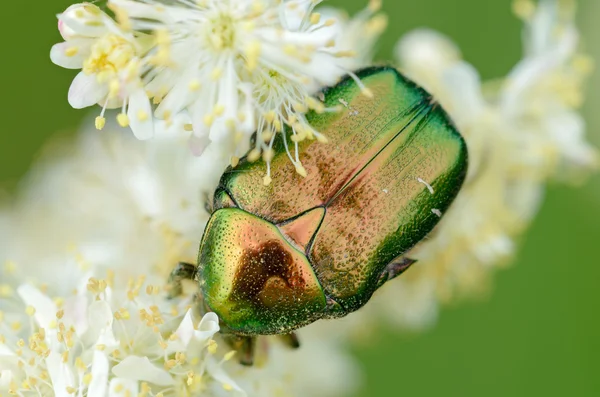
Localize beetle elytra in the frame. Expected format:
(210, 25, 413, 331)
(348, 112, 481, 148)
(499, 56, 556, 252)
(168, 66, 468, 364)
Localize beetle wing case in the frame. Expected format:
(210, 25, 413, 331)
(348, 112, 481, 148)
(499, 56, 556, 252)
(204, 67, 468, 332)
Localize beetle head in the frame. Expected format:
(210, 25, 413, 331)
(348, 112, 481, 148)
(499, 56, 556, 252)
(198, 208, 327, 335)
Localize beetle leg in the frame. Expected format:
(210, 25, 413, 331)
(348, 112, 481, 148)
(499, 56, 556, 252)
(167, 262, 198, 299)
(279, 332, 300, 349)
(239, 337, 256, 366)
(377, 257, 417, 288)
(203, 191, 213, 214)
(222, 335, 256, 366)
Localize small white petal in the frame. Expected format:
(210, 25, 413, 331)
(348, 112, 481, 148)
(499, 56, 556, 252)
(112, 356, 174, 386)
(17, 284, 57, 330)
(206, 356, 246, 396)
(503, 29, 577, 116)
(58, 19, 76, 40)
(0, 345, 15, 356)
(58, 4, 110, 38)
(260, 44, 340, 86)
(210, 58, 239, 142)
(109, 0, 188, 23)
(166, 309, 195, 354)
(195, 312, 220, 343)
(526, 0, 557, 54)
(547, 111, 596, 169)
(47, 349, 76, 397)
(125, 165, 161, 218)
(190, 97, 212, 140)
(441, 63, 484, 125)
(108, 378, 139, 397)
(62, 293, 90, 338)
(189, 134, 210, 156)
(87, 351, 109, 397)
(87, 300, 119, 348)
(153, 111, 190, 136)
(68, 72, 108, 109)
(144, 68, 179, 102)
(281, 0, 312, 30)
(396, 29, 461, 75)
(88, 300, 113, 330)
(50, 40, 91, 69)
(258, 27, 335, 48)
(0, 370, 14, 389)
(238, 84, 255, 136)
(154, 68, 197, 120)
(128, 89, 154, 140)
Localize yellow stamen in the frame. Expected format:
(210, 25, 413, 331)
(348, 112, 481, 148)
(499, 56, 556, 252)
(65, 47, 79, 57)
(512, 0, 536, 20)
(189, 79, 201, 91)
(247, 149, 261, 162)
(137, 110, 149, 122)
(117, 113, 130, 127)
(295, 165, 308, 177)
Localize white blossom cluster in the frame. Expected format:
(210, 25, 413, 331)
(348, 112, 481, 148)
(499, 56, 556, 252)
(1, 0, 595, 396)
(350, 0, 597, 332)
(50, 0, 385, 183)
(0, 123, 359, 397)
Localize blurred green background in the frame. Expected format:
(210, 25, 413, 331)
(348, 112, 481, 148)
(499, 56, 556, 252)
(1, 0, 597, 396)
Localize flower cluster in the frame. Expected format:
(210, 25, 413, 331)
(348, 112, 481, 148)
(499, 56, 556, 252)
(350, 0, 597, 332)
(51, 0, 385, 183)
(0, 122, 359, 397)
(9, 0, 594, 393)
(0, 268, 241, 397)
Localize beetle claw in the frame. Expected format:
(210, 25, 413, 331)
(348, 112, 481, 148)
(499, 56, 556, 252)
(223, 335, 256, 366)
(239, 337, 256, 366)
(203, 191, 213, 214)
(377, 257, 417, 288)
(279, 332, 300, 349)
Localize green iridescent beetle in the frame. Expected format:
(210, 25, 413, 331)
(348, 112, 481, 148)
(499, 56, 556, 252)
(168, 66, 468, 364)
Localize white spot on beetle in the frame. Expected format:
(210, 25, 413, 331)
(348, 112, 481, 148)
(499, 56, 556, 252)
(339, 98, 359, 116)
(432, 209, 442, 217)
(382, 189, 389, 194)
(417, 177, 435, 194)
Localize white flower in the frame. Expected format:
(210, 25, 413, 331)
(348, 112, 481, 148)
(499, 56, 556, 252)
(51, 1, 386, 184)
(3, 118, 223, 289)
(227, 323, 361, 397)
(347, 0, 596, 332)
(301, 1, 388, 85)
(51, 3, 155, 139)
(501, 0, 597, 181)
(0, 118, 360, 397)
(106, 0, 367, 181)
(0, 268, 242, 397)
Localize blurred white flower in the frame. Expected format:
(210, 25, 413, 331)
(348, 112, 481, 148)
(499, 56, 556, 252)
(502, 0, 597, 181)
(51, 1, 386, 184)
(308, 1, 388, 75)
(0, 269, 240, 397)
(51, 3, 155, 139)
(0, 119, 359, 397)
(352, 0, 596, 332)
(109, 0, 338, 150)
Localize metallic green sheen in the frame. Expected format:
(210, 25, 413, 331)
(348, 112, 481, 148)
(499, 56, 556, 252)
(198, 67, 468, 336)
(198, 208, 327, 335)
